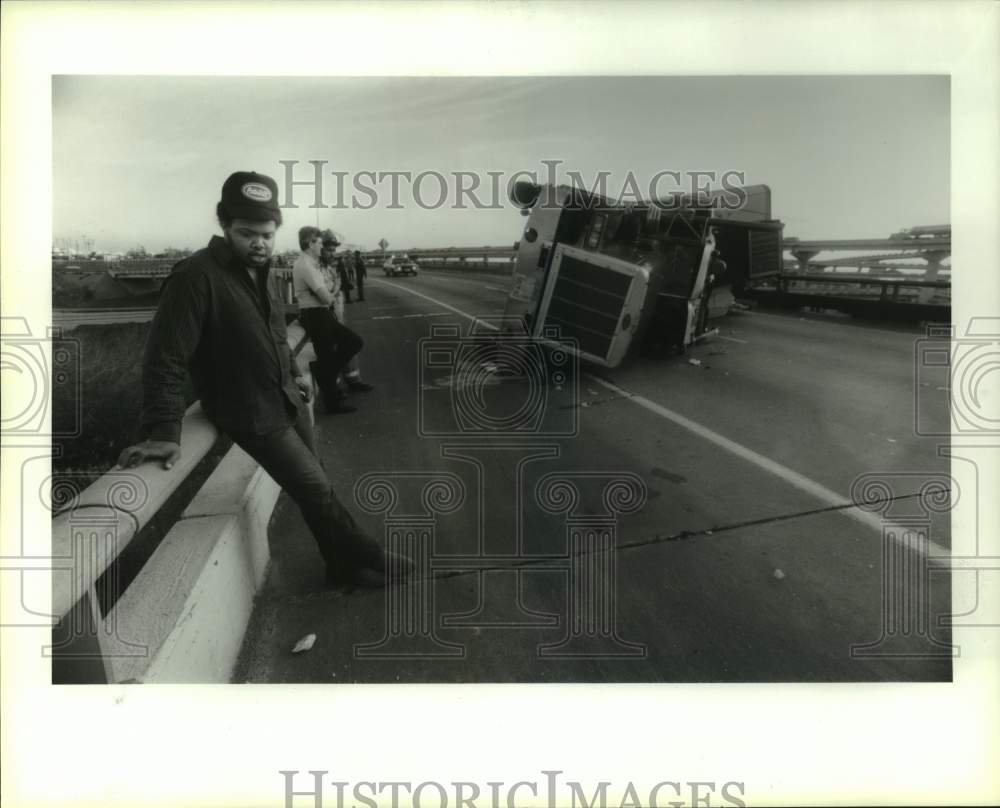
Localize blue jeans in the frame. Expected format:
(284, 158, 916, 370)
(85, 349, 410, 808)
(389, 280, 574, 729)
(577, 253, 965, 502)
(227, 407, 381, 573)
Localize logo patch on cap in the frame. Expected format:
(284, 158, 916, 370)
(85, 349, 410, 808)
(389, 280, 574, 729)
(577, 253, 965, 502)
(241, 182, 273, 202)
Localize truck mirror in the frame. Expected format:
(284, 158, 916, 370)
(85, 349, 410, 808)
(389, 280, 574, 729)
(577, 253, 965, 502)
(510, 180, 541, 209)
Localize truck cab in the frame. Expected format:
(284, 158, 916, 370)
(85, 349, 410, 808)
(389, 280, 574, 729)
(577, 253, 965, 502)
(502, 182, 784, 367)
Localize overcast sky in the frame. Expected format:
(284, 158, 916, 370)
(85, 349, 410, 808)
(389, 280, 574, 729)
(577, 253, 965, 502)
(53, 75, 949, 254)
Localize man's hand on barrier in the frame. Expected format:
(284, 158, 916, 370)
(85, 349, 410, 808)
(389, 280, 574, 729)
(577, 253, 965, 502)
(295, 375, 314, 404)
(115, 440, 182, 470)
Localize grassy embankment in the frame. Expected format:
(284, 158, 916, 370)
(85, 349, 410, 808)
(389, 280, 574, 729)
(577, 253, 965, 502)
(53, 322, 194, 488)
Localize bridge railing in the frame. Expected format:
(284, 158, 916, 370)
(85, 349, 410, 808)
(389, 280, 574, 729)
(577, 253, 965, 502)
(359, 247, 516, 274)
(773, 273, 952, 302)
(747, 274, 951, 320)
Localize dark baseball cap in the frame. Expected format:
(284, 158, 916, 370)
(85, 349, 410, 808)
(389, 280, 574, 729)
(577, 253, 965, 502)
(219, 171, 282, 225)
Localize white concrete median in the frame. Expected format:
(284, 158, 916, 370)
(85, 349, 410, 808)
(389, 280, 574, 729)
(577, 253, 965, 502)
(103, 445, 281, 683)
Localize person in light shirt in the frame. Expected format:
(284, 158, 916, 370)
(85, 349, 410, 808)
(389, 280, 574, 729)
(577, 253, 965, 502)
(291, 226, 368, 414)
(319, 230, 373, 393)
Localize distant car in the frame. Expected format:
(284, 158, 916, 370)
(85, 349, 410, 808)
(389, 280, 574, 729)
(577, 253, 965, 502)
(383, 253, 418, 277)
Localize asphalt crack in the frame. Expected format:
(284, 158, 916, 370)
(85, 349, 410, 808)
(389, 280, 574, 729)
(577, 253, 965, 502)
(278, 490, 945, 604)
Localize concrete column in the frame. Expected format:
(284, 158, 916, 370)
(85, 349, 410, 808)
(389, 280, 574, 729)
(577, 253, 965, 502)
(792, 249, 819, 274)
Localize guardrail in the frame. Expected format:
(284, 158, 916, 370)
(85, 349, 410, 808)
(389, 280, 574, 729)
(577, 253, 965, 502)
(51, 323, 309, 683)
(770, 273, 951, 301)
(746, 274, 951, 321)
(53, 308, 159, 328)
(359, 247, 516, 274)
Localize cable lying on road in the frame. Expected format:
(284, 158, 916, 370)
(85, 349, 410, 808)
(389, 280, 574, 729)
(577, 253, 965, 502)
(287, 489, 947, 602)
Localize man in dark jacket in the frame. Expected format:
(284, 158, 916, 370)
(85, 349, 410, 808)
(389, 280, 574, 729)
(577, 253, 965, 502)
(353, 250, 367, 301)
(115, 170, 412, 588)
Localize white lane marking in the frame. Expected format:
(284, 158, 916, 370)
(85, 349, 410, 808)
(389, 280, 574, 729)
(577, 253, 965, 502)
(717, 335, 747, 344)
(371, 312, 452, 321)
(369, 279, 501, 330)
(370, 279, 948, 556)
(588, 374, 948, 559)
(416, 276, 509, 293)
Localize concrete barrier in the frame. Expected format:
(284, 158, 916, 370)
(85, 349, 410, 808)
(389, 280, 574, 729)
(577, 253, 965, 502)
(102, 445, 280, 683)
(51, 322, 310, 683)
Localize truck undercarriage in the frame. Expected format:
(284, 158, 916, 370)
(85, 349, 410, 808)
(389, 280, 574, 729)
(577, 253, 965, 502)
(501, 182, 784, 368)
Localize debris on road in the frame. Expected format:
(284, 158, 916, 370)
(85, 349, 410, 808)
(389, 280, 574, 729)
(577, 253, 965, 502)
(292, 633, 316, 654)
(651, 466, 687, 484)
(587, 389, 599, 396)
(687, 358, 702, 367)
(773, 568, 786, 580)
(886, 438, 897, 443)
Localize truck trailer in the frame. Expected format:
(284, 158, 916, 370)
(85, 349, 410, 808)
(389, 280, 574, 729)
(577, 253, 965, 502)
(500, 181, 785, 368)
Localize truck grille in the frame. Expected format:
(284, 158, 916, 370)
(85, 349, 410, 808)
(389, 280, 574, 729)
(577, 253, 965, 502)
(749, 229, 782, 278)
(541, 254, 631, 359)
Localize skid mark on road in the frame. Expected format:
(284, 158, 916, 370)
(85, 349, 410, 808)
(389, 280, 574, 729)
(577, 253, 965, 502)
(369, 279, 948, 557)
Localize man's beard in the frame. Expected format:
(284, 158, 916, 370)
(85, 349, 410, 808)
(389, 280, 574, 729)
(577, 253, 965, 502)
(225, 232, 270, 267)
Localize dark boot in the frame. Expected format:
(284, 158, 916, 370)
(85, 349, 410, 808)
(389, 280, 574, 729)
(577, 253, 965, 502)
(325, 549, 416, 589)
(325, 529, 416, 588)
(310, 361, 356, 414)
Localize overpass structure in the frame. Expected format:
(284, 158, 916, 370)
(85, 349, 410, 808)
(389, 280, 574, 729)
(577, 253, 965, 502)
(784, 227, 951, 280)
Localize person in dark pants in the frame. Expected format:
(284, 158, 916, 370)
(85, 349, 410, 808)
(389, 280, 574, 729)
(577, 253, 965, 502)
(337, 253, 353, 303)
(320, 232, 373, 394)
(353, 250, 367, 301)
(292, 226, 364, 415)
(115, 170, 412, 588)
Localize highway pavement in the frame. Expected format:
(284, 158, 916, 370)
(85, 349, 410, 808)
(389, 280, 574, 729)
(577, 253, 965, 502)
(234, 270, 954, 683)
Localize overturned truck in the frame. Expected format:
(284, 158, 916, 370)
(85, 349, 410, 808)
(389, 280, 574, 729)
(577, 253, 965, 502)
(500, 182, 784, 367)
